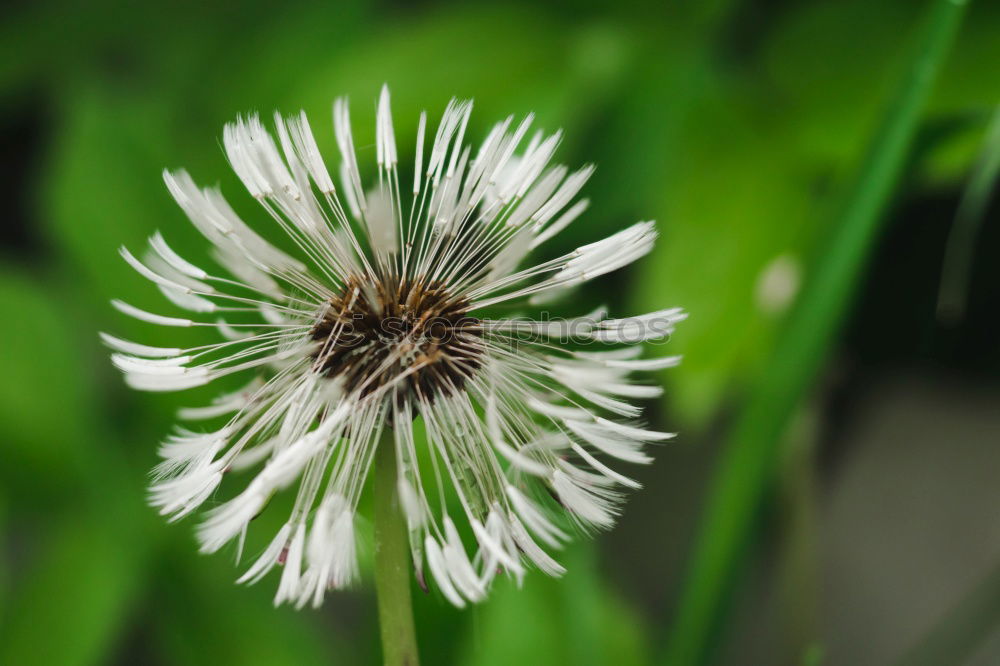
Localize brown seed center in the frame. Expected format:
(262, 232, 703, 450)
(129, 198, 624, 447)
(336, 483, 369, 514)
(310, 275, 483, 401)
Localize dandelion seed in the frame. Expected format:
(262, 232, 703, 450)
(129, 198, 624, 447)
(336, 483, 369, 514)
(105, 85, 684, 608)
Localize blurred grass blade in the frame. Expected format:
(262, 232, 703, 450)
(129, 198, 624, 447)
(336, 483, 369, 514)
(661, 1, 969, 664)
(936, 103, 1000, 323)
(893, 562, 1000, 666)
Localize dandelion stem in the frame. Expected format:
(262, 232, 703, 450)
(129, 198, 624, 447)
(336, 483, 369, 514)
(374, 428, 420, 666)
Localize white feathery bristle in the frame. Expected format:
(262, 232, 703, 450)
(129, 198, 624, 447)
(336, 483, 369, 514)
(197, 485, 270, 553)
(506, 485, 568, 548)
(237, 522, 292, 585)
(533, 165, 594, 227)
(364, 185, 399, 256)
(119, 246, 193, 294)
(99, 333, 182, 358)
(441, 517, 486, 603)
(112, 300, 193, 327)
(149, 231, 211, 281)
(158, 284, 216, 313)
(333, 97, 366, 213)
(125, 367, 211, 392)
(178, 379, 258, 421)
(563, 419, 652, 464)
(413, 111, 427, 194)
(376, 84, 397, 167)
(214, 318, 249, 340)
(306, 495, 357, 583)
(472, 516, 524, 576)
(150, 460, 225, 521)
(593, 382, 663, 399)
(274, 523, 306, 606)
(531, 198, 589, 249)
(570, 442, 641, 489)
(112, 353, 191, 375)
(424, 535, 465, 607)
(601, 355, 683, 371)
(338, 160, 363, 220)
(551, 469, 618, 529)
(397, 476, 426, 529)
(594, 417, 676, 442)
(507, 514, 564, 576)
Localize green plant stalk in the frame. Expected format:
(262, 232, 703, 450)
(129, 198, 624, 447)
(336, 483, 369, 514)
(374, 429, 420, 666)
(775, 405, 822, 665)
(662, 1, 969, 664)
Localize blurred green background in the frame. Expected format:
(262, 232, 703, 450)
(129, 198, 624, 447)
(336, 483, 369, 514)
(1, 0, 999, 664)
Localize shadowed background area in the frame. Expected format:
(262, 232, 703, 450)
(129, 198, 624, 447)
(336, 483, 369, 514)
(1, 1, 999, 665)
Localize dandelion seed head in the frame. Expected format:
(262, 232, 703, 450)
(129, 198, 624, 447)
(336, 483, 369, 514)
(104, 85, 683, 608)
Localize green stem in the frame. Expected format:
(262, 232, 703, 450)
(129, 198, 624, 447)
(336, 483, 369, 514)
(374, 429, 420, 666)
